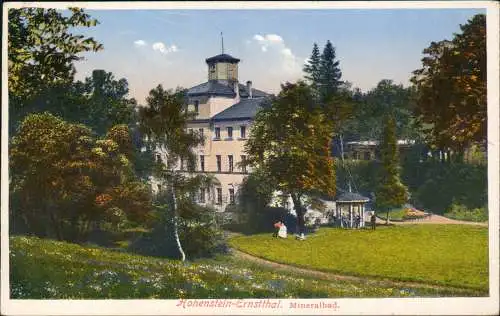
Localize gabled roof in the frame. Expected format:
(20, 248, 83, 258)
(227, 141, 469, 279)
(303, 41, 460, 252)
(212, 97, 269, 122)
(187, 81, 236, 97)
(205, 53, 240, 64)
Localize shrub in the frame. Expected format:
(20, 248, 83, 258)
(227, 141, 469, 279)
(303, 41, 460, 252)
(444, 203, 488, 222)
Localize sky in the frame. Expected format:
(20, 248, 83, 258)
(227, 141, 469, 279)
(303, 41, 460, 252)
(72, 8, 485, 104)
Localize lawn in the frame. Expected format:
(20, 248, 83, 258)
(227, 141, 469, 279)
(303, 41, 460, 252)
(229, 225, 489, 291)
(10, 235, 483, 299)
(376, 208, 407, 221)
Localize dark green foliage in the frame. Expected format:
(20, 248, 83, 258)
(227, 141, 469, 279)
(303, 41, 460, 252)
(303, 43, 321, 96)
(407, 162, 487, 214)
(319, 40, 343, 101)
(129, 202, 228, 260)
(444, 203, 487, 222)
(336, 159, 487, 215)
(374, 116, 409, 213)
(8, 7, 102, 132)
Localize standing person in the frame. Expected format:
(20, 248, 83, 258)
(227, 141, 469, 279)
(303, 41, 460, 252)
(370, 212, 377, 230)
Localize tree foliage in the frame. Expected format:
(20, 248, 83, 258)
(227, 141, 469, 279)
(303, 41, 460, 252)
(245, 82, 336, 229)
(374, 116, 409, 220)
(9, 113, 152, 241)
(8, 7, 103, 129)
(138, 85, 218, 261)
(319, 40, 343, 102)
(351, 80, 423, 141)
(76, 70, 137, 135)
(411, 14, 486, 153)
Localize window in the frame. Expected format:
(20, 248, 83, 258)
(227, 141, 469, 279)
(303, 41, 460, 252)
(240, 126, 246, 139)
(199, 128, 204, 137)
(199, 188, 206, 203)
(228, 155, 233, 173)
(200, 155, 205, 171)
(241, 155, 247, 173)
(229, 188, 235, 204)
(188, 128, 193, 135)
(227, 127, 233, 139)
(216, 155, 221, 172)
(363, 152, 370, 160)
(194, 100, 199, 114)
(216, 188, 223, 205)
(214, 127, 221, 140)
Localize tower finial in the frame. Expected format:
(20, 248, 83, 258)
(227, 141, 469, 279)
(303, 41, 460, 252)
(221, 32, 224, 54)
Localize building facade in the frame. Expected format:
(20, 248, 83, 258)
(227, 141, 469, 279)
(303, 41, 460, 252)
(154, 51, 270, 211)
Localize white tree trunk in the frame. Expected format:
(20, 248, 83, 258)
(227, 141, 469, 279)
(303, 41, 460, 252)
(169, 183, 186, 262)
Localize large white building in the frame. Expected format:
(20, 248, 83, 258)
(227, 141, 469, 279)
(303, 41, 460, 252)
(172, 51, 270, 211)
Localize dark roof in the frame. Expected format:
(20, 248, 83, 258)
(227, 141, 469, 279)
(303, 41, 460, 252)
(187, 81, 236, 97)
(212, 97, 268, 122)
(205, 53, 240, 64)
(238, 83, 270, 98)
(335, 192, 370, 203)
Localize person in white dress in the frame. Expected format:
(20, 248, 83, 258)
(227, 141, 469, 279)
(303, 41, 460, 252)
(278, 221, 287, 238)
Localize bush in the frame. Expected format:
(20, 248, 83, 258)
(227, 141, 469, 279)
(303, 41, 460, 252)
(129, 204, 228, 260)
(444, 203, 488, 222)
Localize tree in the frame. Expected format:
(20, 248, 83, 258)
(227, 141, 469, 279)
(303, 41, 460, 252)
(9, 113, 150, 241)
(411, 14, 486, 158)
(353, 80, 422, 142)
(245, 82, 336, 235)
(319, 40, 343, 102)
(303, 43, 321, 97)
(76, 70, 137, 135)
(374, 116, 409, 224)
(138, 85, 210, 261)
(8, 8, 103, 130)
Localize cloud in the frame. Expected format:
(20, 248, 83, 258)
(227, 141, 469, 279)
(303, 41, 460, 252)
(152, 42, 178, 54)
(252, 33, 301, 75)
(134, 39, 147, 47)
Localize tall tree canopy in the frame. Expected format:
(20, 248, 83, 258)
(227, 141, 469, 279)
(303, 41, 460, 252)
(319, 40, 343, 102)
(245, 82, 336, 233)
(76, 69, 137, 135)
(352, 80, 422, 141)
(8, 7, 102, 129)
(374, 116, 409, 223)
(411, 14, 486, 155)
(303, 43, 321, 96)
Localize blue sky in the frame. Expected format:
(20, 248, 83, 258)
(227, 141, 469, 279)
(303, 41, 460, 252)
(73, 9, 485, 104)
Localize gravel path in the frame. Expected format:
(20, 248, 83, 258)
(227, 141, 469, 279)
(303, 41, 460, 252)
(376, 214, 488, 227)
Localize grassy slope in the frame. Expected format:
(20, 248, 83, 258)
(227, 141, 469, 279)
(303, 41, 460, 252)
(10, 235, 484, 299)
(229, 225, 489, 291)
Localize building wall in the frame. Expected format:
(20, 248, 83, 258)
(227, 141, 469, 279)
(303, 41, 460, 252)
(208, 96, 239, 118)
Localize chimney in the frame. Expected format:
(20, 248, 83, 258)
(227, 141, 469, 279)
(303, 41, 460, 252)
(233, 81, 239, 97)
(246, 80, 253, 99)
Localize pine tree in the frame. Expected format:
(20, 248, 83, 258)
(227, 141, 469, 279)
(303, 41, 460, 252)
(319, 40, 343, 102)
(374, 116, 409, 224)
(303, 43, 321, 96)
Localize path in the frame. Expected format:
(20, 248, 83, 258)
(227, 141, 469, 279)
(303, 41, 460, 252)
(229, 247, 477, 294)
(376, 214, 488, 227)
